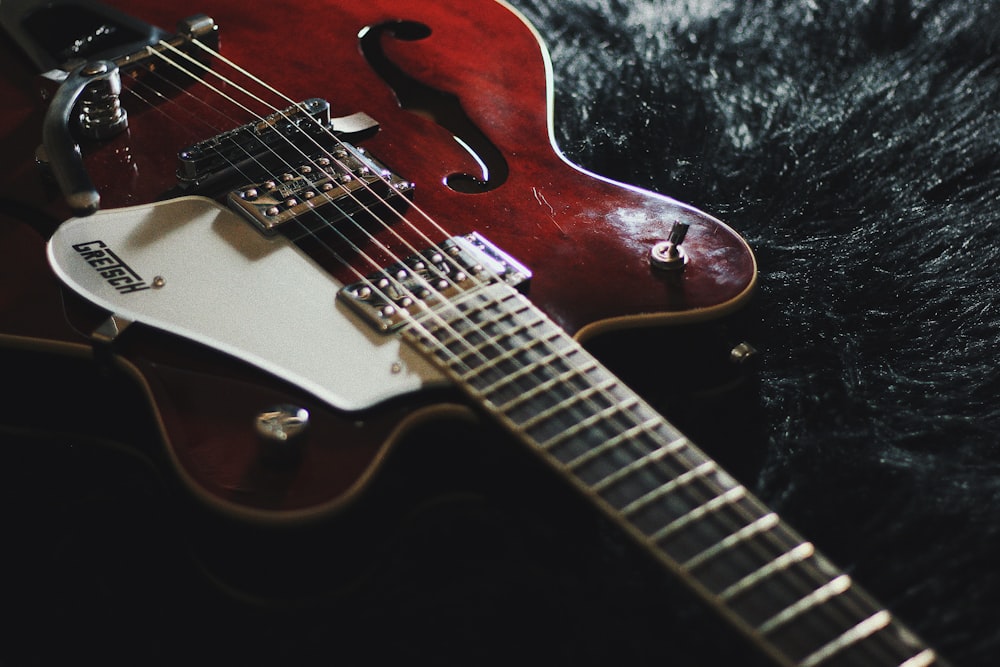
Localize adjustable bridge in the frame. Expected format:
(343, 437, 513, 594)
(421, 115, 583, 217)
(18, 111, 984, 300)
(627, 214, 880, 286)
(177, 98, 334, 185)
(176, 99, 413, 234)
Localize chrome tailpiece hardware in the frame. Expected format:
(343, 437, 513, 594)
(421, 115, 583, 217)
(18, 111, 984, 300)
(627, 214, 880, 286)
(36, 14, 218, 215)
(340, 233, 533, 333)
(76, 61, 128, 141)
(42, 59, 125, 215)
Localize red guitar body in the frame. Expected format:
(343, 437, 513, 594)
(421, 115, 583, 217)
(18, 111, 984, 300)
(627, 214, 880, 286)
(0, 0, 756, 523)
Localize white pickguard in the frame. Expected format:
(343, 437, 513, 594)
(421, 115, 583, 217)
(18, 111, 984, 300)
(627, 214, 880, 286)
(47, 196, 445, 411)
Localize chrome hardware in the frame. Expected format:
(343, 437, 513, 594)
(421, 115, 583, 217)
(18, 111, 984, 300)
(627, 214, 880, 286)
(255, 405, 310, 441)
(77, 62, 128, 140)
(90, 314, 133, 344)
(178, 14, 218, 44)
(341, 232, 532, 333)
(42, 59, 124, 214)
(650, 221, 690, 271)
(37, 14, 219, 215)
(729, 342, 758, 365)
(227, 137, 412, 235)
(255, 404, 310, 462)
(177, 102, 380, 188)
(178, 98, 332, 185)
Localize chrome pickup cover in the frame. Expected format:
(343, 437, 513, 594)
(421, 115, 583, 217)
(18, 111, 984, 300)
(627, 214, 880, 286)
(340, 232, 532, 333)
(227, 143, 413, 235)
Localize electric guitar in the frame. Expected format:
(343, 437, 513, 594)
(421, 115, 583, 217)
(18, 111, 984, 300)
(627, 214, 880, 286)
(0, 1, 946, 665)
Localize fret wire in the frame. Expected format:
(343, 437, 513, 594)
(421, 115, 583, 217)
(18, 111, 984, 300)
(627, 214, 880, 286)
(448, 288, 531, 329)
(718, 541, 815, 602)
(496, 373, 618, 415)
(587, 435, 689, 493)
(757, 573, 853, 636)
(799, 610, 892, 667)
(448, 309, 547, 363)
(437, 280, 525, 316)
(520, 388, 638, 433)
(419, 288, 654, 472)
(536, 395, 643, 450)
(474, 345, 594, 396)
(450, 326, 563, 378)
(563, 417, 673, 472)
(900, 649, 938, 667)
(647, 485, 747, 542)
(412, 288, 939, 667)
(619, 460, 717, 517)
(439, 309, 538, 354)
(681, 512, 780, 572)
(426, 304, 529, 348)
(414, 289, 526, 346)
(154, 39, 934, 667)
(445, 331, 549, 373)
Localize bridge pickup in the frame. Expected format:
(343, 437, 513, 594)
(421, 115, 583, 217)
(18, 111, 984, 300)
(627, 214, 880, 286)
(340, 233, 532, 333)
(175, 99, 378, 187)
(227, 143, 414, 235)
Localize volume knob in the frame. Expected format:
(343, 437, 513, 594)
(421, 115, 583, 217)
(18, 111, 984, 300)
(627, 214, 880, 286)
(255, 405, 310, 464)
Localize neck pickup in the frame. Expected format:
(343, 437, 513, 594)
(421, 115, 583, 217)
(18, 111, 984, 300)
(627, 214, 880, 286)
(339, 232, 532, 332)
(348, 240, 942, 667)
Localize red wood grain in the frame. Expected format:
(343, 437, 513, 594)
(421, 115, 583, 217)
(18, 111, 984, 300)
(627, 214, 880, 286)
(0, 0, 757, 518)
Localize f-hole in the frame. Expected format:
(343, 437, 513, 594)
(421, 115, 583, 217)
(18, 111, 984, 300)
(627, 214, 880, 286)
(360, 21, 508, 194)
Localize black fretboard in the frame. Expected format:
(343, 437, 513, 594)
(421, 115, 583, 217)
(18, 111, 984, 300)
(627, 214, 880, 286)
(401, 281, 942, 667)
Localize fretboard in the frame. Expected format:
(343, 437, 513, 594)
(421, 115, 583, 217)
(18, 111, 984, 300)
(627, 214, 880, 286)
(402, 282, 944, 667)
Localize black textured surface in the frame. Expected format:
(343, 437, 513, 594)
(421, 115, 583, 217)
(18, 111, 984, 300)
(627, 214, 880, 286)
(513, 0, 1000, 663)
(3, 1, 1000, 665)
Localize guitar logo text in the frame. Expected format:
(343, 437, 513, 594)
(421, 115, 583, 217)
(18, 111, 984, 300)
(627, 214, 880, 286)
(72, 240, 150, 294)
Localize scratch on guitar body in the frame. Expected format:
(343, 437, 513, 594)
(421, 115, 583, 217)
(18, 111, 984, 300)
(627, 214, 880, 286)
(532, 187, 567, 235)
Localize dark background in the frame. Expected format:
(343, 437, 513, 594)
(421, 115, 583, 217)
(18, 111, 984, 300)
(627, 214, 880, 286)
(3, 0, 1000, 665)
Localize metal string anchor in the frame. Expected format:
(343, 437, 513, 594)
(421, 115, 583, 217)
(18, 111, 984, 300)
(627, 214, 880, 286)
(650, 221, 690, 270)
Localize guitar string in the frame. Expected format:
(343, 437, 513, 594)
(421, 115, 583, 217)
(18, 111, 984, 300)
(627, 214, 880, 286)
(135, 41, 868, 648)
(123, 38, 885, 656)
(145, 40, 650, 420)
(123, 69, 238, 147)
(149, 40, 755, 505)
(229, 30, 914, 661)
(146, 42, 470, 302)
(146, 41, 884, 652)
(139, 45, 424, 296)
(169, 41, 906, 664)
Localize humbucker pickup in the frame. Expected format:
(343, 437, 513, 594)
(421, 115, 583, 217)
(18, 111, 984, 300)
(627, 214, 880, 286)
(340, 232, 532, 333)
(227, 143, 414, 235)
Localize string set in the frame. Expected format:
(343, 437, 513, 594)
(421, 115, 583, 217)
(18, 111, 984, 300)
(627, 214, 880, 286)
(112, 30, 900, 661)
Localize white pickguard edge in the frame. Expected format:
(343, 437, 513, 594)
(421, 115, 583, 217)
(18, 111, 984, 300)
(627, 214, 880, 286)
(47, 196, 444, 411)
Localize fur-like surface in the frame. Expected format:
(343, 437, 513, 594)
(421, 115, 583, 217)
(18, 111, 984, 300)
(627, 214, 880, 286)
(508, 0, 1000, 663)
(2, 1, 998, 665)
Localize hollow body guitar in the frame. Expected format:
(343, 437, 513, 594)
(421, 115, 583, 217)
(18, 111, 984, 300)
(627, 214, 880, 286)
(0, 1, 944, 665)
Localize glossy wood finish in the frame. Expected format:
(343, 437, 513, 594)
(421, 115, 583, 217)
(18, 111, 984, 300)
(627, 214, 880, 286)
(0, 0, 756, 519)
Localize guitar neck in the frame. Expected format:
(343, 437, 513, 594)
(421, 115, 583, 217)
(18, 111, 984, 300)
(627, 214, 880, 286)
(403, 282, 942, 667)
